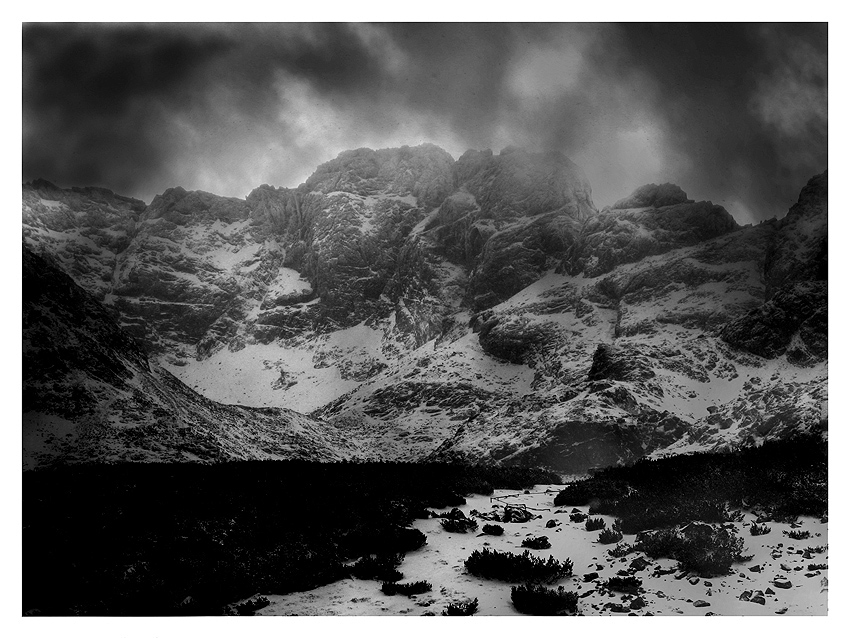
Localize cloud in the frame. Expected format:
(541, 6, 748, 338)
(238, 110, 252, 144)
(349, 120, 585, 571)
(22, 23, 826, 222)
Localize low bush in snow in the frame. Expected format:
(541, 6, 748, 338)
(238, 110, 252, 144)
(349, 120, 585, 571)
(585, 517, 606, 531)
(511, 584, 578, 615)
(482, 524, 504, 536)
(608, 543, 634, 558)
(351, 554, 404, 581)
(603, 575, 643, 594)
(380, 580, 432, 596)
(521, 536, 551, 550)
(442, 598, 479, 616)
(636, 524, 750, 577)
(227, 595, 270, 616)
(598, 528, 624, 544)
(464, 548, 573, 583)
(750, 522, 771, 536)
(440, 517, 478, 533)
(786, 529, 811, 540)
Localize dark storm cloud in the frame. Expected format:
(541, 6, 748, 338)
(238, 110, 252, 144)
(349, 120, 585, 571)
(23, 23, 826, 222)
(588, 23, 828, 221)
(23, 24, 232, 195)
(22, 23, 396, 198)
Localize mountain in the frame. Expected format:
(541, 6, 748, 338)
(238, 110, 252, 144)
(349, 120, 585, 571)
(22, 145, 827, 472)
(22, 245, 361, 470)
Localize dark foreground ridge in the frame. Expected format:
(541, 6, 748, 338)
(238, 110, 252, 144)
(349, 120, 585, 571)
(23, 462, 557, 615)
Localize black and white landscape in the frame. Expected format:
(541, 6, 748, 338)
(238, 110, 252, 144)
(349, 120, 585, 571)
(22, 23, 827, 617)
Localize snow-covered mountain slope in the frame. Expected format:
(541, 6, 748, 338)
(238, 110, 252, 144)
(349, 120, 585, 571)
(22, 178, 146, 298)
(22, 145, 827, 471)
(314, 219, 825, 471)
(23, 246, 362, 470)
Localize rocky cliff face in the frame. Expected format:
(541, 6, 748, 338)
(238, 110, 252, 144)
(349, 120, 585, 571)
(23, 245, 361, 470)
(22, 147, 827, 472)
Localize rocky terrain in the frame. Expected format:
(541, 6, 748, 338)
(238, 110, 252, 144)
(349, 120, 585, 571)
(253, 488, 828, 616)
(23, 245, 361, 470)
(22, 145, 828, 471)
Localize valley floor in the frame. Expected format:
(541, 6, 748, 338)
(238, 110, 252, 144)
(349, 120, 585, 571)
(250, 487, 828, 616)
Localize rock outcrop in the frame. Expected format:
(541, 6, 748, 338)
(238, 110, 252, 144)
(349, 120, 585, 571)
(721, 171, 827, 364)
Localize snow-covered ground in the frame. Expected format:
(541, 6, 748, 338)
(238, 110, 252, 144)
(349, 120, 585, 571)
(251, 487, 827, 616)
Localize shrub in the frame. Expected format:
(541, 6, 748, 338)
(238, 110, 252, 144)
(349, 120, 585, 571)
(786, 530, 811, 540)
(358, 526, 426, 553)
(511, 584, 578, 615)
(434, 507, 467, 520)
(482, 524, 504, 536)
(585, 517, 606, 531)
(351, 554, 404, 581)
(550, 435, 827, 536)
(381, 580, 432, 596)
(440, 518, 478, 533)
(750, 523, 771, 536)
(608, 543, 633, 558)
(569, 512, 588, 523)
(392, 527, 428, 551)
(442, 598, 479, 616)
(229, 595, 270, 615)
(598, 528, 624, 544)
(615, 499, 730, 534)
(553, 479, 626, 507)
(464, 548, 573, 583)
(636, 524, 749, 577)
(808, 563, 828, 571)
(429, 491, 467, 508)
(521, 536, 551, 550)
(588, 499, 618, 515)
(603, 575, 642, 594)
(805, 545, 827, 554)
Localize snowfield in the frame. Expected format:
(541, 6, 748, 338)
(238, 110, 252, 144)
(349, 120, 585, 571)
(247, 487, 827, 616)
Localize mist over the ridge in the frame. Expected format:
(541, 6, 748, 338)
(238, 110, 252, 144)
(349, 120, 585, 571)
(23, 23, 826, 223)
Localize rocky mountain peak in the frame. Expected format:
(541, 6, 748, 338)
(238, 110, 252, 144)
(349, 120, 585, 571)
(761, 170, 827, 301)
(26, 178, 62, 196)
(783, 170, 827, 223)
(144, 187, 250, 225)
(304, 143, 455, 207)
(611, 182, 694, 210)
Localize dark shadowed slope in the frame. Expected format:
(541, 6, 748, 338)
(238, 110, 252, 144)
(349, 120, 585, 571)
(23, 245, 361, 469)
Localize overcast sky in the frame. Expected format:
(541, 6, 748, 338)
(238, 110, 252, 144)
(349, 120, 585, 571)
(22, 23, 827, 224)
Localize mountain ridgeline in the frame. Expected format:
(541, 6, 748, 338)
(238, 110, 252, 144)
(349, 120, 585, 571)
(22, 145, 827, 472)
